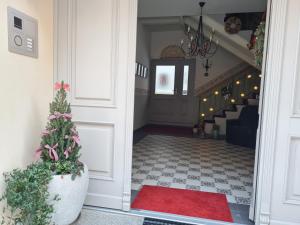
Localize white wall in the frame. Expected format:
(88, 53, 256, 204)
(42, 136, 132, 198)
(150, 30, 244, 90)
(0, 0, 53, 195)
(134, 21, 151, 130)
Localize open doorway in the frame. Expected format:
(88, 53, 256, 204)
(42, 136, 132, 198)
(130, 0, 268, 224)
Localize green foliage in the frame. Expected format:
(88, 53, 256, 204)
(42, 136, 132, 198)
(254, 22, 266, 68)
(37, 81, 83, 178)
(0, 163, 57, 225)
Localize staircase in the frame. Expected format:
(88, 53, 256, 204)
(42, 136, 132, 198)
(204, 98, 259, 136)
(198, 67, 261, 136)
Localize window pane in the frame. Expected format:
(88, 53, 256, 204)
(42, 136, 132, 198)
(155, 65, 176, 95)
(182, 65, 189, 95)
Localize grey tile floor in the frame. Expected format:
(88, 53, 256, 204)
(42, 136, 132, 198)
(72, 209, 144, 225)
(132, 135, 255, 205)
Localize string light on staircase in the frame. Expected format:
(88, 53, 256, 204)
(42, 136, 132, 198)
(231, 99, 236, 103)
(247, 74, 252, 79)
(209, 107, 214, 112)
(201, 113, 205, 117)
(203, 98, 207, 102)
(253, 86, 259, 90)
(236, 80, 240, 85)
(214, 91, 219, 95)
(240, 93, 245, 97)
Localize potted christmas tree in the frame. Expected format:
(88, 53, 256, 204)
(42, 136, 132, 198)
(35, 81, 89, 225)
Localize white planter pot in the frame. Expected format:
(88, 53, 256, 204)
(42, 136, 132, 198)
(48, 164, 89, 225)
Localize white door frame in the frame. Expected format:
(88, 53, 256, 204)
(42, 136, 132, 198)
(249, 0, 272, 220)
(253, 0, 290, 224)
(122, 0, 139, 210)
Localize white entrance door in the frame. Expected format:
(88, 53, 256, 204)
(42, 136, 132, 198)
(149, 59, 197, 127)
(265, 0, 300, 223)
(255, 0, 300, 224)
(54, 0, 137, 210)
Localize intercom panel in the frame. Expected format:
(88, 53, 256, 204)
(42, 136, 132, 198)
(7, 7, 38, 58)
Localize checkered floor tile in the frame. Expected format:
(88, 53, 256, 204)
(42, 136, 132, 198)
(132, 135, 255, 205)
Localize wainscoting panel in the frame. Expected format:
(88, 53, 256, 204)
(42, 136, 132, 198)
(76, 122, 114, 180)
(71, 0, 118, 107)
(285, 136, 300, 204)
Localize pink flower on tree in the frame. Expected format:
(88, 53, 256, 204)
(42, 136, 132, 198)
(35, 147, 43, 160)
(54, 82, 70, 91)
(64, 147, 72, 159)
(45, 144, 59, 161)
(41, 130, 50, 137)
(72, 135, 80, 147)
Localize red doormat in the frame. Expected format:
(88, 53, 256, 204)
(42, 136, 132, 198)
(132, 186, 233, 223)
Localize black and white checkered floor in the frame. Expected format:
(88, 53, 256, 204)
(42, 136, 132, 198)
(132, 135, 255, 205)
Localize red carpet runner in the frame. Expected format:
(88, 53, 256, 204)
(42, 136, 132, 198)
(131, 185, 233, 223)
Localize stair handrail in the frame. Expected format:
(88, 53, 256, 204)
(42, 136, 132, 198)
(199, 67, 261, 120)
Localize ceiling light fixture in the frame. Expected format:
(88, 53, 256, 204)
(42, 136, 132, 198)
(181, 2, 219, 59)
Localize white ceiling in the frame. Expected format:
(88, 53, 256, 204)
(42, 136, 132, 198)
(138, 0, 267, 18)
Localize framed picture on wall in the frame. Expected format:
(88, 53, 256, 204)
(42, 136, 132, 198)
(135, 62, 138, 75)
(141, 65, 145, 78)
(136, 63, 139, 76)
(138, 63, 142, 76)
(143, 67, 148, 78)
(135, 62, 148, 79)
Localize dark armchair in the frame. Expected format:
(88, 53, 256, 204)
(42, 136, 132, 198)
(226, 105, 259, 149)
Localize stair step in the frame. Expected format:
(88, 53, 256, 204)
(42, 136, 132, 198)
(214, 117, 227, 135)
(204, 121, 215, 135)
(204, 119, 215, 123)
(223, 109, 236, 113)
(248, 98, 259, 106)
(213, 114, 226, 119)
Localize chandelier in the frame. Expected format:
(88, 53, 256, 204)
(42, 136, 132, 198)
(181, 2, 219, 59)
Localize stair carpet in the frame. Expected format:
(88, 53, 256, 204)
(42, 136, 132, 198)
(204, 98, 259, 136)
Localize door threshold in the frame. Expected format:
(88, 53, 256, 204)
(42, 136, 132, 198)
(83, 205, 252, 225)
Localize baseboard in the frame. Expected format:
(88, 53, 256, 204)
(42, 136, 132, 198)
(147, 121, 194, 128)
(270, 219, 300, 225)
(133, 125, 148, 132)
